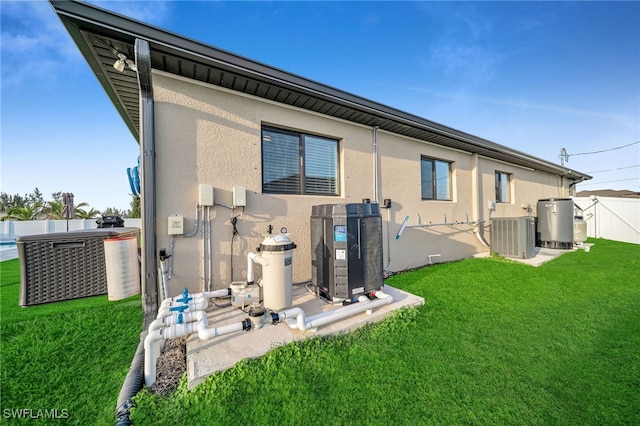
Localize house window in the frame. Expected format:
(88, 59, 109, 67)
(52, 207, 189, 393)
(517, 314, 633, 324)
(421, 157, 452, 200)
(262, 126, 339, 195)
(495, 171, 512, 203)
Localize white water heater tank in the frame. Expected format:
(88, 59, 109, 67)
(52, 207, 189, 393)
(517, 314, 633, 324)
(256, 234, 297, 310)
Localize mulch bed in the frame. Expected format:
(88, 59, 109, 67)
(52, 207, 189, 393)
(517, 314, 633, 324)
(150, 337, 187, 395)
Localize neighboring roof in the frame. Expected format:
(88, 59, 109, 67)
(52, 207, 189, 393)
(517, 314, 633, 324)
(576, 189, 640, 198)
(50, 0, 591, 181)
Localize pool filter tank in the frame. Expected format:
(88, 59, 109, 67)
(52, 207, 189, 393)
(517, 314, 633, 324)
(255, 234, 297, 310)
(310, 203, 383, 302)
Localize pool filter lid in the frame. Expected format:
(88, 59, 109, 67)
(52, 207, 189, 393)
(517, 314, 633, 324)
(257, 234, 297, 252)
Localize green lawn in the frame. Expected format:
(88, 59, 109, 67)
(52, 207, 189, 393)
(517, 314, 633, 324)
(0, 258, 142, 424)
(1, 239, 638, 425)
(131, 239, 640, 425)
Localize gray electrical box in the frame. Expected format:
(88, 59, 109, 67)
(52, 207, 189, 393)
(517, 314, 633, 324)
(491, 217, 536, 259)
(310, 203, 383, 301)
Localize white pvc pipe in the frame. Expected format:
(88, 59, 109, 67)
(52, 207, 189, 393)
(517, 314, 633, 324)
(159, 289, 230, 309)
(157, 299, 208, 318)
(149, 310, 202, 331)
(277, 291, 393, 331)
(144, 310, 248, 387)
(246, 252, 269, 284)
(196, 314, 245, 340)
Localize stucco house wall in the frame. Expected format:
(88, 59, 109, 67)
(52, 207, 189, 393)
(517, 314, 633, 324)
(152, 71, 570, 295)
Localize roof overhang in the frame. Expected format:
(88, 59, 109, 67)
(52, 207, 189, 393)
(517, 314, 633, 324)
(50, 0, 591, 182)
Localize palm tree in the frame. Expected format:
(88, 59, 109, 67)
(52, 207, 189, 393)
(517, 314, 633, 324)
(75, 207, 100, 219)
(1, 204, 46, 221)
(46, 200, 89, 219)
(46, 200, 63, 220)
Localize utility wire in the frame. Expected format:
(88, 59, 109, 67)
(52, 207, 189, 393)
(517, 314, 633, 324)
(578, 178, 639, 186)
(586, 164, 640, 174)
(571, 140, 639, 157)
(560, 141, 639, 165)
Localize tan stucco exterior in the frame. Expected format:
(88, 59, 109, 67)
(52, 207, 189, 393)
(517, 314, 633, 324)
(152, 71, 571, 296)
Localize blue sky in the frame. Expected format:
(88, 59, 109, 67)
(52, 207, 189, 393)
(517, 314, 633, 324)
(2, 1, 639, 211)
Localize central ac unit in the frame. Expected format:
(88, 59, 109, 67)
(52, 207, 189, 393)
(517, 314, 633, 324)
(490, 217, 536, 259)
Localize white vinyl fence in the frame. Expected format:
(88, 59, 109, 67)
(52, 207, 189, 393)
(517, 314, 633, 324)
(0, 218, 142, 241)
(573, 197, 640, 245)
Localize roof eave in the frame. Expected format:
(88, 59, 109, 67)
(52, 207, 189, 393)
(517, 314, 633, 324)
(50, 0, 592, 182)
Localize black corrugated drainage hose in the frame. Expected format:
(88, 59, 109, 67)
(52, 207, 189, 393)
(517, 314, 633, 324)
(115, 331, 147, 426)
(115, 307, 156, 425)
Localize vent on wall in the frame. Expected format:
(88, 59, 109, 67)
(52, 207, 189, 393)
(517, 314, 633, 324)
(490, 217, 536, 259)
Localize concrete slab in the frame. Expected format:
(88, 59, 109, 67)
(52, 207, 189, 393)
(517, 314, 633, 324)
(473, 243, 593, 267)
(186, 284, 424, 389)
(508, 244, 593, 267)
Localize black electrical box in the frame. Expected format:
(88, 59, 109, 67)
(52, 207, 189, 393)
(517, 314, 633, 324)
(310, 203, 383, 301)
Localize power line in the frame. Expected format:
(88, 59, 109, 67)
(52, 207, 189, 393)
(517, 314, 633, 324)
(586, 164, 640, 174)
(559, 141, 640, 166)
(578, 178, 639, 186)
(572, 140, 639, 157)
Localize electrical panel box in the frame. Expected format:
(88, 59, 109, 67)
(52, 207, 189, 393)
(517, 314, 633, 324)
(311, 203, 383, 301)
(199, 184, 214, 206)
(232, 186, 246, 208)
(168, 215, 184, 235)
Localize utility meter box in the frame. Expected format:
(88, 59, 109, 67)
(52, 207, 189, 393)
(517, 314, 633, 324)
(310, 203, 383, 301)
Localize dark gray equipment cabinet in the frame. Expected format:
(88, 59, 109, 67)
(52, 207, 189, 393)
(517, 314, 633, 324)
(310, 203, 383, 301)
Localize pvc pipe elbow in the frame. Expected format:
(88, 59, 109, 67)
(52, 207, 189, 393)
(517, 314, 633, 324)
(374, 290, 393, 303)
(203, 289, 231, 299)
(143, 329, 164, 387)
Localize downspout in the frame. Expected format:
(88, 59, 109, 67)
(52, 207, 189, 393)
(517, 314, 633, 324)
(115, 38, 156, 426)
(137, 38, 158, 317)
(471, 154, 489, 248)
(372, 126, 380, 203)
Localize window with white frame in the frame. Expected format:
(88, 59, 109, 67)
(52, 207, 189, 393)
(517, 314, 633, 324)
(421, 156, 452, 201)
(262, 126, 339, 195)
(495, 171, 512, 203)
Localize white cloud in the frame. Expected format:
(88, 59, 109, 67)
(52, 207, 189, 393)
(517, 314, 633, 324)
(428, 43, 498, 86)
(403, 85, 637, 125)
(1, 1, 84, 88)
(0, 0, 173, 89)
